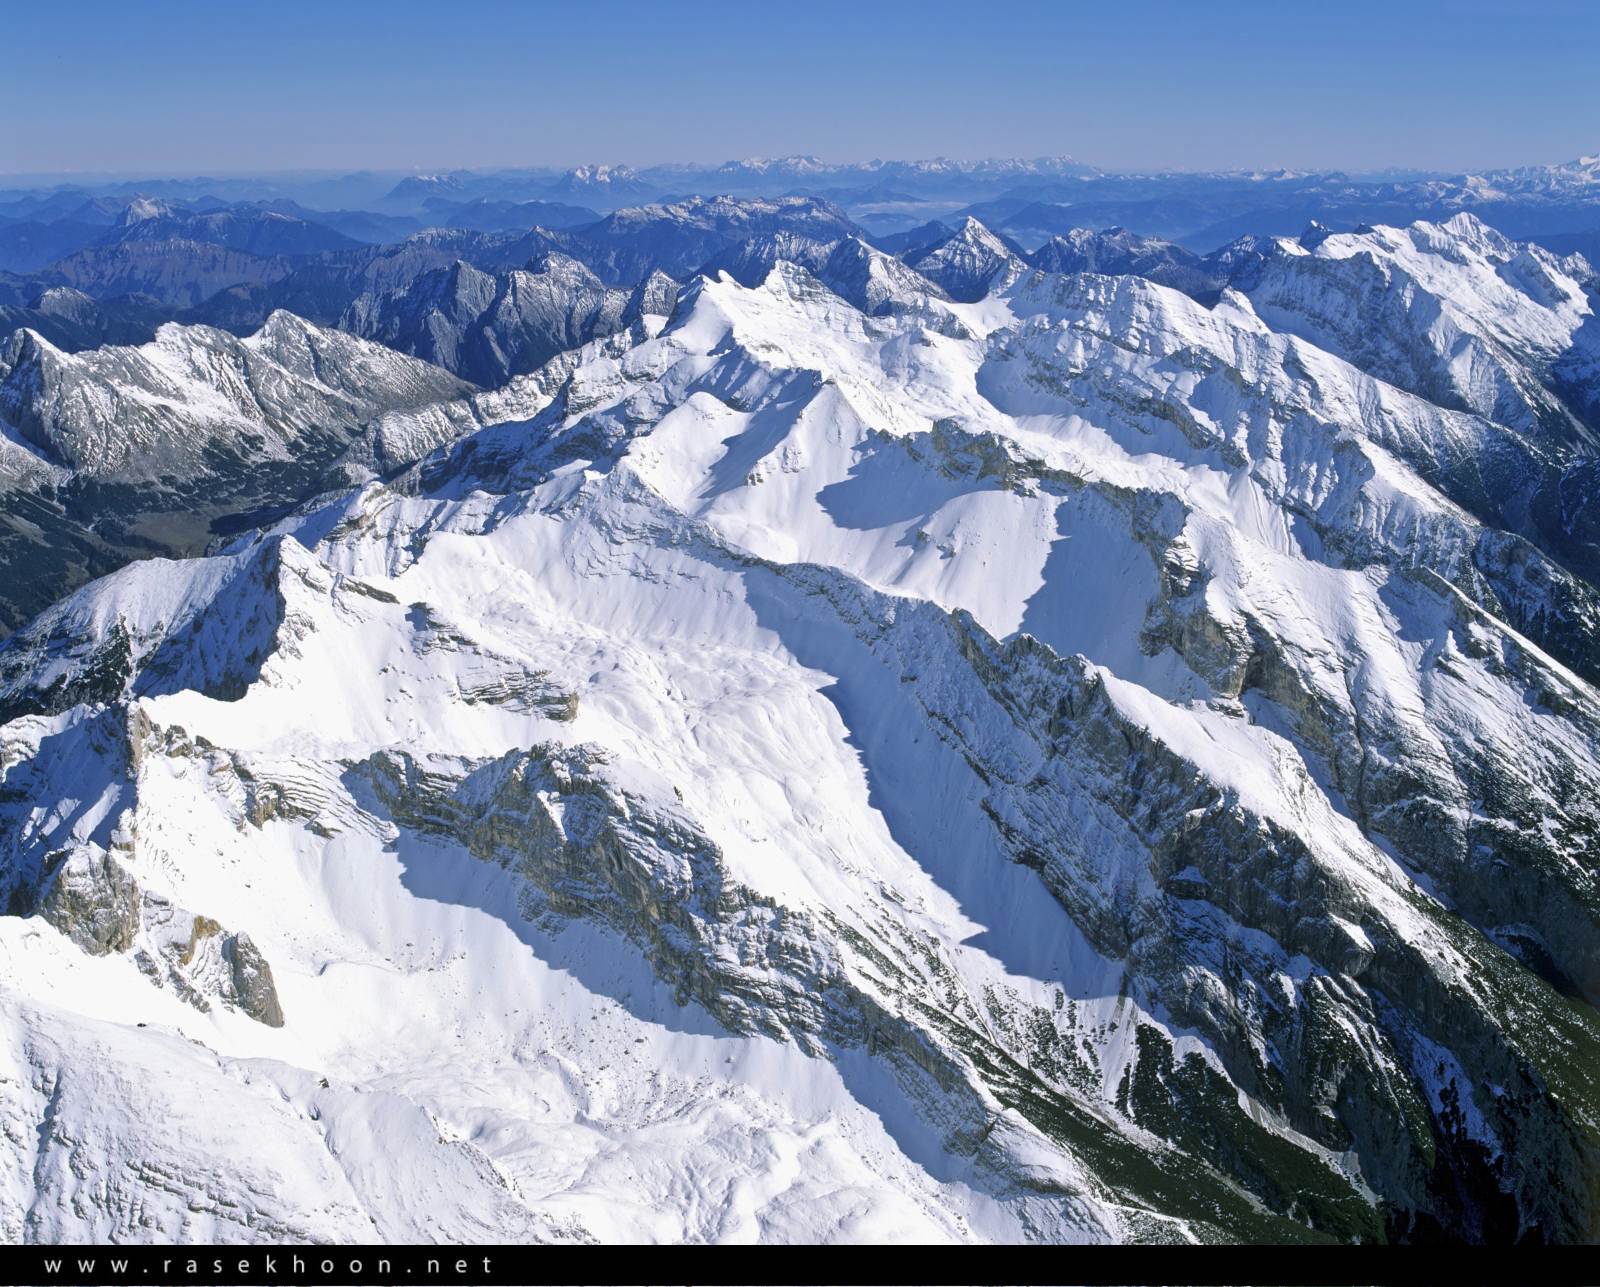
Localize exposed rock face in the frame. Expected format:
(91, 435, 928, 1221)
(0, 702, 286, 1029)
(622, 269, 680, 325)
(224, 934, 284, 1028)
(817, 238, 950, 315)
(339, 254, 644, 386)
(35, 851, 140, 955)
(131, 903, 287, 1028)
(352, 744, 873, 1047)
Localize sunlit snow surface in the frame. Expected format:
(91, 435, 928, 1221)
(2, 237, 1598, 1243)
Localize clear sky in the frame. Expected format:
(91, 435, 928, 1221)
(5, 0, 1597, 177)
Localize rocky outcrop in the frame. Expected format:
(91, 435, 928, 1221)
(224, 933, 285, 1027)
(17, 853, 286, 1028)
(35, 850, 141, 955)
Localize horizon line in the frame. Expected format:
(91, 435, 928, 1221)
(4, 150, 1597, 187)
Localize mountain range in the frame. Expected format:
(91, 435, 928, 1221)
(0, 314, 558, 633)
(0, 192, 1596, 1244)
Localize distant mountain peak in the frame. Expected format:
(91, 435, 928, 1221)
(564, 163, 639, 184)
(1298, 220, 1333, 248)
(117, 196, 174, 225)
(903, 217, 1025, 301)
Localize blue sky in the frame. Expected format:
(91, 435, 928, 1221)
(5, 0, 1597, 175)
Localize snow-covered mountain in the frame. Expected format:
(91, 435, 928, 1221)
(337, 254, 667, 387)
(1133, 215, 1600, 595)
(0, 313, 475, 481)
(704, 235, 947, 315)
(546, 165, 656, 208)
(1219, 214, 1598, 439)
(902, 217, 1028, 301)
(1471, 154, 1600, 201)
(0, 313, 569, 632)
(1027, 228, 1225, 300)
(3, 235, 1597, 1244)
(812, 237, 952, 315)
(982, 215, 1600, 602)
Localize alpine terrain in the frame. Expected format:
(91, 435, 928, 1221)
(0, 200, 1598, 1246)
